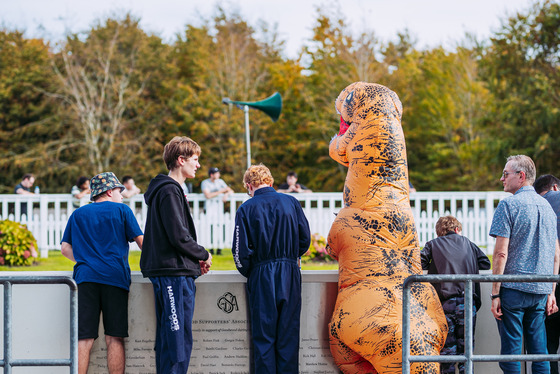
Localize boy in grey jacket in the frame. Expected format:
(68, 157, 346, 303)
(421, 215, 490, 374)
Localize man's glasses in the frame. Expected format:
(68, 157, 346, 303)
(502, 171, 521, 178)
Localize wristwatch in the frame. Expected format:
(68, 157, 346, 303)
(491, 294, 500, 300)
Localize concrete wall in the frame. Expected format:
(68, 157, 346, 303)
(0, 270, 517, 373)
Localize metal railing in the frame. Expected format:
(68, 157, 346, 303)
(402, 274, 560, 374)
(0, 275, 78, 374)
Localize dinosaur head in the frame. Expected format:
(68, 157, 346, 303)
(330, 82, 409, 206)
(335, 82, 403, 134)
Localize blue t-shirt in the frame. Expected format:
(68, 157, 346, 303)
(490, 186, 557, 294)
(61, 201, 143, 290)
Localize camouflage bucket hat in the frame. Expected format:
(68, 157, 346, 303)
(90, 172, 125, 201)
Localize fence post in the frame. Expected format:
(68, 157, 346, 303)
(486, 192, 498, 252)
(39, 194, 49, 258)
(3, 281, 12, 374)
(402, 275, 413, 374)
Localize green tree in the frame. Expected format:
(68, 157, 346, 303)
(301, 6, 391, 191)
(0, 30, 58, 193)
(480, 0, 560, 175)
(393, 46, 496, 190)
(7, 5, 556, 194)
(48, 14, 171, 185)
(170, 7, 290, 190)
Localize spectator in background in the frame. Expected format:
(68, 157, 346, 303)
(409, 181, 416, 193)
(14, 173, 36, 217)
(421, 215, 490, 374)
(535, 174, 560, 196)
(182, 182, 193, 196)
(14, 173, 35, 194)
(490, 155, 560, 374)
(535, 174, 560, 374)
(71, 176, 91, 208)
(121, 176, 141, 198)
(201, 167, 234, 255)
(201, 167, 234, 204)
(277, 171, 312, 193)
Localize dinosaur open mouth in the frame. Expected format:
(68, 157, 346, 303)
(339, 115, 350, 136)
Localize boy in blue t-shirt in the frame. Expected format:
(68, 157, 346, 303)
(61, 172, 143, 374)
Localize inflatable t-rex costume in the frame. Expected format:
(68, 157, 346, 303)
(327, 82, 447, 373)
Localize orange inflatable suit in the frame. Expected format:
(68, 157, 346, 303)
(328, 82, 447, 373)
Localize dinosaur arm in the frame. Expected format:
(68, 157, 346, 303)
(329, 135, 349, 166)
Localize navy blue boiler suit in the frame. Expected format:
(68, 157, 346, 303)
(232, 187, 311, 374)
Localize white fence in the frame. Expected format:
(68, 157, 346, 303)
(0, 191, 509, 257)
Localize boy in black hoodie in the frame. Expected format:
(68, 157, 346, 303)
(140, 136, 212, 373)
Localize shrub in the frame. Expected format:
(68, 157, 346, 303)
(0, 220, 38, 266)
(302, 233, 334, 262)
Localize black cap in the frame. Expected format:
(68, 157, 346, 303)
(208, 167, 220, 176)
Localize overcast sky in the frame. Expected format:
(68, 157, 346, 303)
(1, 0, 536, 58)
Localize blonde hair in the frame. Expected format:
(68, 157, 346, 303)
(243, 164, 274, 188)
(163, 136, 201, 171)
(435, 216, 462, 237)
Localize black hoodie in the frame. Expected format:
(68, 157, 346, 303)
(140, 174, 209, 277)
(420, 231, 491, 310)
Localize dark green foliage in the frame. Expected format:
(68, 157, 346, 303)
(1, 2, 556, 193)
(0, 31, 59, 193)
(480, 0, 560, 177)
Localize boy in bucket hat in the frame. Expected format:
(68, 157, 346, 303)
(61, 172, 144, 374)
(88, 172, 125, 200)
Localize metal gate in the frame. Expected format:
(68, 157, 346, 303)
(403, 274, 560, 373)
(0, 275, 77, 374)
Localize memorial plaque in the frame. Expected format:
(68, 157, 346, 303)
(299, 282, 339, 374)
(188, 282, 251, 374)
(88, 273, 339, 373)
(88, 277, 253, 374)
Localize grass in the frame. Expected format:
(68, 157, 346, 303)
(0, 250, 339, 272)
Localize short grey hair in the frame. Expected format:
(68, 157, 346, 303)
(506, 155, 536, 184)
